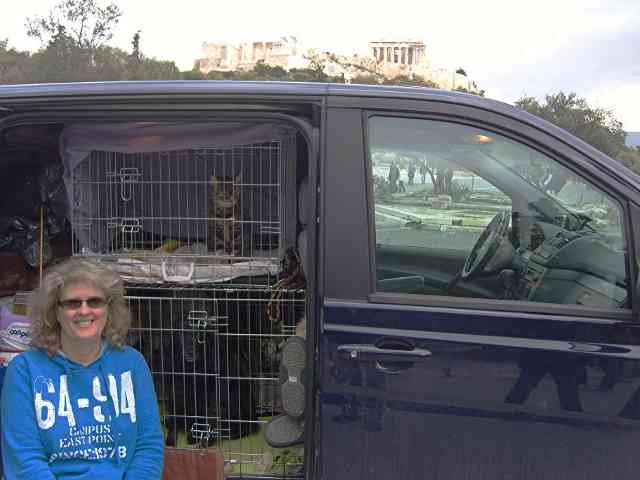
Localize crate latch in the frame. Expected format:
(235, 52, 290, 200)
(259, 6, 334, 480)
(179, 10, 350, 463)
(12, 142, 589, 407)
(121, 218, 141, 234)
(190, 423, 213, 445)
(107, 167, 141, 202)
(187, 310, 221, 343)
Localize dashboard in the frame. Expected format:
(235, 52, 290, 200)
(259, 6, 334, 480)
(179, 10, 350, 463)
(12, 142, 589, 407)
(513, 228, 628, 308)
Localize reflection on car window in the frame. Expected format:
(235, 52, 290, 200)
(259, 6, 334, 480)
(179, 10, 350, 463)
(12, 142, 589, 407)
(370, 116, 629, 309)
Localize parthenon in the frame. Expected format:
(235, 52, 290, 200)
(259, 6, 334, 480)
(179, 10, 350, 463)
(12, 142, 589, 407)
(368, 40, 427, 67)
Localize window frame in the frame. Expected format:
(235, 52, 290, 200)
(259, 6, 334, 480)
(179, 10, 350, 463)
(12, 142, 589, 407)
(364, 110, 636, 321)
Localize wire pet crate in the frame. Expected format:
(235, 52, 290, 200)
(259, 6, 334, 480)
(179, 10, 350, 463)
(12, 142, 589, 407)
(64, 123, 307, 475)
(70, 139, 296, 286)
(126, 285, 306, 474)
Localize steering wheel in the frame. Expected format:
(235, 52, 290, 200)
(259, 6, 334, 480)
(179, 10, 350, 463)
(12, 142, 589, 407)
(461, 211, 511, 279)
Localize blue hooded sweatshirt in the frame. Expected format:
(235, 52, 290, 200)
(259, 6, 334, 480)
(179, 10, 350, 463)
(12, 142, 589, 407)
(1, 344, 164, 480)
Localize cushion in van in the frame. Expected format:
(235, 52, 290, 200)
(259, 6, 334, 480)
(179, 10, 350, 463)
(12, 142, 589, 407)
(279, 336, 306, 420)
(264, 414, 304, 448)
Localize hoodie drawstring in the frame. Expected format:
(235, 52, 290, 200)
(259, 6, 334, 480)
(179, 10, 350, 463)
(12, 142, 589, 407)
(98, 362, 122, 467)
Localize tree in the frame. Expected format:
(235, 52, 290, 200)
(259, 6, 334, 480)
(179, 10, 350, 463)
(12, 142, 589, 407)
(616, 147, 640, 173)
(420, 157, 463, 198)
(455, 86, 485, 97)
(130, 30, 141, 62)
(288, 67, 333, 82)
(29, 31, 94, 83)
(182, 69, 207, 80)
(247, 61, 289, 80)
(131, 56, 180, 80)
(205, 70, 239, 81)
(0, 40, 34, 84)
(382, 74, 438, 88)
(517, 92, 640, 175)
(350, 74, 381, 85)
(26, 0, 122, 50)
(126, 31, 180, 80)
(516, 92, 626, 158)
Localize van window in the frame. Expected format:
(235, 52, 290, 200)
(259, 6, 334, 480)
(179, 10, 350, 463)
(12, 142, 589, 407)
(369, 116, 629, 309)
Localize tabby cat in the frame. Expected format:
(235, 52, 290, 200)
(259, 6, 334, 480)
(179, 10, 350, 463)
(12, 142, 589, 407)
(207, 175, 244, 255)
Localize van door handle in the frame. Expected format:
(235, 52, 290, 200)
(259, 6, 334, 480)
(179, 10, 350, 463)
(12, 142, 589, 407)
(337, 344, 432, 362)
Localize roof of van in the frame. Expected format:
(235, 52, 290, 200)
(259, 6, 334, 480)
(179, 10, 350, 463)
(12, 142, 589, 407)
(0, 80, 638, 192)
(0, 80, 567, 142)
(0, 79, 499, 106)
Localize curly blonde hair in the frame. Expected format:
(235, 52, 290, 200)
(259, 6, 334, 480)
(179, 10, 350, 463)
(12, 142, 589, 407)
(30, 257, 131, 355)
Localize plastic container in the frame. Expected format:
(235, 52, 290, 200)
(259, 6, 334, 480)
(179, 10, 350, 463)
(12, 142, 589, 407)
(0, 306, 31, 352)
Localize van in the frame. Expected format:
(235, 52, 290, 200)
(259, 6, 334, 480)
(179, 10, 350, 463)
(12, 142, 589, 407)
(1, 81, 639, 479)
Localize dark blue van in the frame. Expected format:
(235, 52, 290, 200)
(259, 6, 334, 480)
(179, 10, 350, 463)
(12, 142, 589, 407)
(1, 81, 639, 479)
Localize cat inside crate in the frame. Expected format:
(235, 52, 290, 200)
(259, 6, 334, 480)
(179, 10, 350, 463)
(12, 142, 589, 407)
(207, 175, 244, 256)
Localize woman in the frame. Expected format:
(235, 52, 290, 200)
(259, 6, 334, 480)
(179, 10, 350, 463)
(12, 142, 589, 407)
(1, 257, 164, 480)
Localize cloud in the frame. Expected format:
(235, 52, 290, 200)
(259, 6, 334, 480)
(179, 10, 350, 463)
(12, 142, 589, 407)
(589, 84, 640, 131)
(475, 13, 640, 129)
(3, 0, 638, 128)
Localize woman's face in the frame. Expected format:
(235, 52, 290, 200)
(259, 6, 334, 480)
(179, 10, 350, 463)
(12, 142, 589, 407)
(58, 281, 109, 348)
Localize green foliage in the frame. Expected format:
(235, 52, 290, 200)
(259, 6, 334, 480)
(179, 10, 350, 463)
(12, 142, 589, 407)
(192, 66, 442, 88)
(516, 92, 626, 157)
(516, 92, 640, 174)
(2, 26, 179, 84)
(194, 60, 344, 83)
(288, 67, 333, 82)
(123, 32, 180, 80)
(350, 74, 381, 85)
(0, 41, 180, 84)
(130, 30, 141, 61)
(616, 148, 640, 173)
(26, 0, 122, 50)
(0, 40, 34, 84)
(245, 61, 289, 80)
(0, 3, 177, 84)
(455, 68, 467, 76)
(29, 40, 91, 83)
(455, 86, 485, 97)
(205, 70, 240, 81)
(181, 69, 206, 80)
(382, 74, 437, 88)
(130, 55, 180, 80)
(272, 448, 303, 471)
(288, 54, 345, 83)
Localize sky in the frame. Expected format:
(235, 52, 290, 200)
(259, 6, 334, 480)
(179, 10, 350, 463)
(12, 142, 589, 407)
(2, 0, 639, 130)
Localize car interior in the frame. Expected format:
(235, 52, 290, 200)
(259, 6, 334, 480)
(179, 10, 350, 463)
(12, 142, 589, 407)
(0, 119, 313, 477)
(371, 117, 629, 309)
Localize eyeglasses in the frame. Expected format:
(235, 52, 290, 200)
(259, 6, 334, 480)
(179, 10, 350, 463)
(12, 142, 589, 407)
(58, 297, 109, 310)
